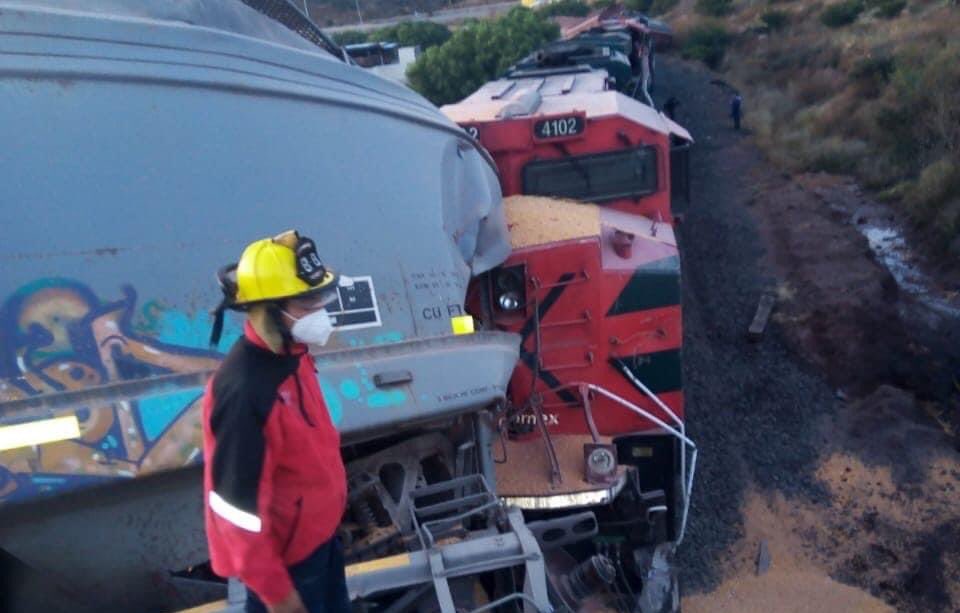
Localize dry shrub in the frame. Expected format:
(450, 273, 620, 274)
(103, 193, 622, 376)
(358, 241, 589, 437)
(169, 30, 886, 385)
(808, 86, 866, 137)
(873, 0, 906, 17)
(796, 0, 827, 18)
(680, 20, 733, 68)
(787, 67, 846, 105)
(849, 53, 895, 97)
(748, 86, 797, 147)
(878, 181, 911, 203)
(905, 158, 960, 218)
(935, 198, 960, 236)
(846, 99, 885, 143)
(650, 0, 680, 15)
(805, 137, 869, 173)
(936, 199, 960, 255)
(696, 0, 734, 16)
(761, 8, 790, 29)
(820, 0, 865, 27)
(875, 42, 960, 174)
(771, 127, 815, 170)
(857, 154, 900, 189)
(750, 106, 777, 146)
(763, 41, 842, 77)
(703, 0, 960, 258)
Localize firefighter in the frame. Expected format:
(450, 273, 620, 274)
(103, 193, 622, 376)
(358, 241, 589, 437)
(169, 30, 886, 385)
(204, 230, 349, 613)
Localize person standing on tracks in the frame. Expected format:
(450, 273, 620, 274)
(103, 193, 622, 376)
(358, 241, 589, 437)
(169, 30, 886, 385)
(203, 230, 350, 613)
(730, 92, 743, 131)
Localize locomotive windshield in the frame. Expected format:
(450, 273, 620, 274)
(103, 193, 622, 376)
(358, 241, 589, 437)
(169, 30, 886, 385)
(522, 146, 658, 203)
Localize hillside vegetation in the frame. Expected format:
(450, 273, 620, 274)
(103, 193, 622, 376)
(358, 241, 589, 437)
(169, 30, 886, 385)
(668, 0, 960, 257)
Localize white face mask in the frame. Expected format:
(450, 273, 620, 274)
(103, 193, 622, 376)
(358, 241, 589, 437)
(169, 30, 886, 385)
(284, 309, 335, 346)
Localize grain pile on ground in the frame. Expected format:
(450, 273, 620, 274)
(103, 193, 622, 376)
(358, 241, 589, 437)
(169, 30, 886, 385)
(684, 493, 894, 613)
(503, 196, 600, 249)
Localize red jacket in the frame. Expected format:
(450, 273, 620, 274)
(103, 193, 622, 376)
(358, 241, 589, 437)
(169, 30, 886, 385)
(202, 321, 347, 605)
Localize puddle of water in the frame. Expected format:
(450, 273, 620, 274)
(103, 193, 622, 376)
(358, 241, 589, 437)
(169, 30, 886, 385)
(862, 224, 960, 319)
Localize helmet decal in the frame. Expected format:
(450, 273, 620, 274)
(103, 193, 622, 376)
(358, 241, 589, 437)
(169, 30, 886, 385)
(294, 235, 328, 287)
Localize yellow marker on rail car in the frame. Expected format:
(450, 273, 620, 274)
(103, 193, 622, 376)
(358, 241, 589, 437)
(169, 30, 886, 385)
(345, 553, 412, 577)
(0, 415, 81, 451)
(451, 315, 475, 335)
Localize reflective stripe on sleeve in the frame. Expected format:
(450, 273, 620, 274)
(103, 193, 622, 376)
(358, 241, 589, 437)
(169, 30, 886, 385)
(209, 490, 262, 533)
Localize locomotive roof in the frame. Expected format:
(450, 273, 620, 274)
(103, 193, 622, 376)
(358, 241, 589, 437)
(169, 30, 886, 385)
(442, 71, 692, 142)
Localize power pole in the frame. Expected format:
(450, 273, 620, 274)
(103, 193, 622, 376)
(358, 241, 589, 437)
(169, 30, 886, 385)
(355, 0, 364, 24)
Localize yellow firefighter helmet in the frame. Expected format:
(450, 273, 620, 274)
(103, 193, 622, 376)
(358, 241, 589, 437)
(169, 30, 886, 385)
(210, 230, 337, 346)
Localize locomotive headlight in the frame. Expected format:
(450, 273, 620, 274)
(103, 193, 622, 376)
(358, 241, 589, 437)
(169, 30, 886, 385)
(498, 292, 521, 311)
(492, 265, 526, 313)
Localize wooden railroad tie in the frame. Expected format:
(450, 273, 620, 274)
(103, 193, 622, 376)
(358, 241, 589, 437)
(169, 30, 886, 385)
(748, 293, 777, 342)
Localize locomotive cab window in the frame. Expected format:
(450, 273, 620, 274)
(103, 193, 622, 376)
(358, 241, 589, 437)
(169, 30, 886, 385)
(522, 146, 658, 203)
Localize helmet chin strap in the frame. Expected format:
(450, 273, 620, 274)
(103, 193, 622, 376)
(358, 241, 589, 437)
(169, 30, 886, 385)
(209, 263, 240, 348)
(209, 298, 229, 348)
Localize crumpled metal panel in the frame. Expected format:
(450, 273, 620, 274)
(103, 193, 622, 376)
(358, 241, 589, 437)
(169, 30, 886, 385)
(0, 3, 512, 508)
(1, 0, 331, 52)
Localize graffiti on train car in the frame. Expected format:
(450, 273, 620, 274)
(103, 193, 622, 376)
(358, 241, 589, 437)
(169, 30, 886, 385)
(0, 278, 232, 504)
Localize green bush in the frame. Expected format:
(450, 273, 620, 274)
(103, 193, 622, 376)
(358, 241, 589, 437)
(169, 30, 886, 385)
(696, 0, 734, 16)
(649, 0, 680, 13)
(819, 0, 864, 27)
(874, 0, 906, 17)
(877, 43, 960, 174)
(806, 138, 867, 174)
(761, 9, 790, 30)
(337, 22, 453, 50)
(625, 0, 679, 13)
(681, 23, 731, 68)
(865, 43, 960, 255)
(332, 30, 369, 45)
(625, 0, 652, 11)
(905, 158, 960, 217)
(851, 55, 895, 82)
(370, 22, 451, 49)
(537, 0, 591, 17)
(407, 8, 559, 105)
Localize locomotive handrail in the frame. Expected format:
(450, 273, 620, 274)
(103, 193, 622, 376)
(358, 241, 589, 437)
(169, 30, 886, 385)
(529, 270, 591, 290)
(550, 376, 697, 545)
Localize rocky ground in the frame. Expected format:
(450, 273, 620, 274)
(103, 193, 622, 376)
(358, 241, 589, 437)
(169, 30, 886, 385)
(658, 56, 960, 612)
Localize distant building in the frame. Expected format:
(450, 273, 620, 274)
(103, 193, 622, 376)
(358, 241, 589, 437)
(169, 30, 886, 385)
(344, 42, 420, 85)
(344, 42, 400, 68)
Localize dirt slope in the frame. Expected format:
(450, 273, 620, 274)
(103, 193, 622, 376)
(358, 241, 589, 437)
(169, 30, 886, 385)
(659, 55, 960, 612)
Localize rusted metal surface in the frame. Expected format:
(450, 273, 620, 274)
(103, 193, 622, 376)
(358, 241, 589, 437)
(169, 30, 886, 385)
(495, 433, 628, 502)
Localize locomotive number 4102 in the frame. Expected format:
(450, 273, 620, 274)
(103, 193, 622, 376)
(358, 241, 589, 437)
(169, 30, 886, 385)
(533, 115, 585, 140)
